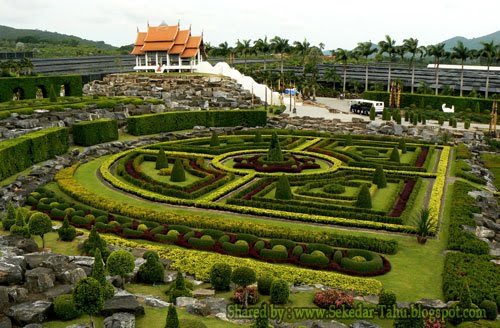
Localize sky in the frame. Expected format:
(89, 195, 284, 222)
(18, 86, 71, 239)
(0, 0, 499, 50)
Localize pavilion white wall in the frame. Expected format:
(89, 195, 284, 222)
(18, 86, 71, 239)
(195, 62, 282, 106)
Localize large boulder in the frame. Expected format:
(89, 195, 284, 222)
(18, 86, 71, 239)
(102, 295, 145, 316)
(104, 312, 135, 328)
(0, 236, 38, 253)
(5, 300, 52, 325)
(350, 321, 381, 328)
(7, 287, 28, 303)
(0, 259, 24, 285)
(186, 301, 209, 317)
(43, 284, 73, 301)
(203, 297, 228, 315)
(175, 297, 197, 307)
(25, 267, 55, 293)
(61, 267, 86, 285)
(24, 252, 55, 269)
(0, 315, 11, 328)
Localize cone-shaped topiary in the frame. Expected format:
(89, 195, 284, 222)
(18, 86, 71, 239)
(398, 139, 407, 154)
(156, 147, 168, 170)
(254, 303, 270, 328)
(83, 226, 109, 260)
(137, 251, 165, 284)
(275, 175, 293, 200)
(91, 249, 114, 300)
(10, 209, 30, 238)
(372, 165, 387, 188)
(2, 201, 16, 231)
(369, 107, 376, 121)
(210, 131, 220, 147)
(170, 158, 186, 182)
(267, 132, 284, 162)
(389, 147, 400, 163)
(356, 184, 372, 209)
(49, 84, 58, 102)
(58, 215, 76, 241)
(344, 134, 353, 146)
(254, 131, 263, 143)
(165, 304, 179, 328)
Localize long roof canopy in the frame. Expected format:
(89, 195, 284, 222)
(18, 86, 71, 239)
(131, 24, 203, 59)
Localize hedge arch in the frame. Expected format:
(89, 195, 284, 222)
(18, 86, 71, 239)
(36, 85, 47, 99)
(12, 87, 25, 100)
(0, 75, 83, 102)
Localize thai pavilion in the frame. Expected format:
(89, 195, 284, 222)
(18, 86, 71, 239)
(131, 22, 205, 72)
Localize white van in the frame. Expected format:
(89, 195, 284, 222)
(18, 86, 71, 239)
(350, 99, 385, 113)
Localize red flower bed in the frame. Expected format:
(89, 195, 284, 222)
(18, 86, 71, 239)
(313, 289, 354, 309)
(389, 179, 416, 217)
(234, 155, 320, 173)
(242, 181, 272, 200)
(415, 147, 429, 167)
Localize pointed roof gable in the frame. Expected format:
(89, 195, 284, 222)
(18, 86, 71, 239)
(144, 25, 179, 42)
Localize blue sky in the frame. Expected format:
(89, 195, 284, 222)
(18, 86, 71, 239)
(0, 0, 498, 49)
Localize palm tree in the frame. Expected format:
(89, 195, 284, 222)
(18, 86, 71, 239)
(403, 38, 420, 94)
(318, 42, 325, 52)
(427, 43, 447, 95)
(270, 36, 291, 75)
(334, 48, 350, 92)
(323, 66, 340, 94)
(355, 41, 377, 91)
(235, 39, 253, 69)
(451, 41, 470, 97)
(479, 41, 497, 98)
(253, 37, 271, 70)
(217, 41, 232, 62)
(378, 35, 397, 92)
(293, 38, 311, 73)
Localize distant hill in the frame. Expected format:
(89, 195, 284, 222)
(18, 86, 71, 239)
(441, 31, 500, 50)
(0, 25, 117, 50)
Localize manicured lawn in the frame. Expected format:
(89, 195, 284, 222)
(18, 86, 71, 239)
(371, 183, 399, 212)
(33, 231, 82, 256)
(139, 160, 201, 187)
(402, 179, 429, 225)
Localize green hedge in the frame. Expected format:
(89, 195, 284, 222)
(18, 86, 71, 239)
(363, 91, 494, 114)
(340, 249, 384, 273)
(0, 75, 83, 102)
(72, 119, 118, 146)
(0, 127, 69, 181)
(127, 110, 267, 136)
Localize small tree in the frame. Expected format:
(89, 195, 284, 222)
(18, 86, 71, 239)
(267, 132, 284, 161)
(389, 147, 400, 163)
(398, 139, 407, 154)
(253, 303, 269, 328)
(254, 131, 263, 143)
(156, 147, 168, 170)
(210, 263, 232, 291)
(170, 159, 186, 182)
(137, 251, 165, 284)
(369, 106, 376, 121)
(275, 175, 293, 200)
(372, 165, 387, 188)
(49, 84, 58, 102)
(412, 208, 434, 244)
(344, 134, 353, 146)
(356, 184, 372, 209)
(210, 130, 220, 147)
(270, 279, 289, 305)
(91, 249, 114, 300)
(106, 249, 135, 289)
(10, 209, 30, 238)
(165, 304, 180, 328)
(28, 212, 52, 249)
(73, 277, 104, 328)
(231, 267, 256, 308)
(167, 271, 191, 302)
(83, 226, 109, 259)
(404, 111, 409, 122)
(2, 201, 16, 231)
(58, 215, 77, 241)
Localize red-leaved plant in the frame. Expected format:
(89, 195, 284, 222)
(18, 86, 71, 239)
(313, 289, 354, 309)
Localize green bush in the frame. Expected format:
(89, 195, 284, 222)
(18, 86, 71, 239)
(299, 253, 329, 266)
(222, 241, 249, 255)
(259, 248, 288, 260)
(270, 279, 289, 304)
(170, 159, 186, 182)
(1, 202, 16, 231)
(231, 267, 256, 288)
(156, 147, 168, 170)
(137, 224, 148, 232)
(0, 75, 82, 102)
(83, 227, 109, 258)
(479, 300, 497, 320)
(369, 107, 376, 120)
(379, 290, 397, 308)
(0, 127, 69, 181)
(464, 119, 471, 129)
(106, 250, 135, 287)
(356, 184, 372, 209)
(340, 249, 384, 273)
(254, 240, 265, 252)
(257, 275, 274, 295)
(210, 263, 232, 291)
(275, 175, 293, 200)
(127, 110, 267, 135)
(292, 245, 304, 257)
(58, 216, 77, 241)
(323, 183, 346, 194)
(72, 119, 118, 146)
(54, 294, 80, 321)
(166, 304, 180, 328)
(210, 131, 220, 147)
(28, 212, 52, 248)
(333, 250, 343, 264)
(389, 147, 400, 163)
(137, 252, 165, 284)
(393, 316, 424, 328)
(167, 272, 192, 302)
(372, 165, 387, 188)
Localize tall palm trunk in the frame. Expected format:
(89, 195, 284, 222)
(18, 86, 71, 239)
(434, 60, 440, 96)
(280, 53, 284, 75)
(485, 65, 490, 98)
(263, 55, 267, 70)
(386, 62, 392, 92)
(460, 61, 464, 97)
(411, 63, 415, 94)
(365, 63, 369, 91)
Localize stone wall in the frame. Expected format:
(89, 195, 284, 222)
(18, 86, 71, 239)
(83, 73, 261, 111)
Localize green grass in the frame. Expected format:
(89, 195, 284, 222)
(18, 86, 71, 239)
(371, 183, 400, 212)
(481, 153, 500, 190)
(402, 179, 429, 225)
(139, 161, 201, 187)
(33, 231, 81, 256)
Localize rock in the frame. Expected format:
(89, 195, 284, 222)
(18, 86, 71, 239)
(187, 301, 210, 316)
(5, 300, 52, 325)
(491, 259, 500, 266)
(0, 236, 38, 253)
(164, 270, 177, 283)
(192, 288, 215, 298)
(24, 252, 55, 269)
(44, 284, 73, 301)
(25, 267, 55, 293)
(0, 259, 24, 285)
(291, 285, 314, 293)
(104, 312, 135, 328)
(0, 316, 11, 328)
(0, 287, 9, 305)
(66, 324, 91, 328)
(476, 226, 495, 239)
(363, 295, 379, 304)
(350, 321, 381, 328)
(176, 297, 197, 307)
(203, 298, 228, 315)
(144, 296, 169, 308)
(61, 267, 86, 284)
(23, 324, 44, 328)
(415, 298, 447, 309)
(102, 294, 145, 316)
(7, 287, 28, 303)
